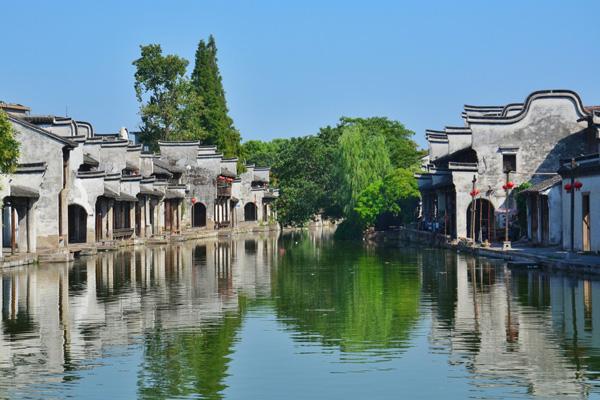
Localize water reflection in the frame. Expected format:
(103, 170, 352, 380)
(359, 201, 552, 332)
(3, 230, 600, 398)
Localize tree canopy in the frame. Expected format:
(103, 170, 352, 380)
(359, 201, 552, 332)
(191, 36, 241, 158)
(133, 44, 205, 151)
(0, 110, 20, 174)
(241, 116, 423, 234)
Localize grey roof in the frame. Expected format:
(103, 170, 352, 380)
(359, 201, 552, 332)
(521, 175, 562, 194)
(10, 185, 39, 198)
(139, 187, 164, 197)
(165, 189, 185, 199)
(8, 115, 77, 147)
(103, 186, 119, 199)
(83, 153, 99, 167)
(220, 168, 237, 178)
(154, 159, 185, 173)
(15, 162, 46, 174)
(152, 163, 173, 178)
(116, 193, 138, 202)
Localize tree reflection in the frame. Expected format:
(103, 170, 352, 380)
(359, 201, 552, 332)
(273, 235, 420, 354)
(137, 298, 246, 400)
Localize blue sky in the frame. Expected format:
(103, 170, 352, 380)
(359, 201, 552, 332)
(2, 0, 599, 148)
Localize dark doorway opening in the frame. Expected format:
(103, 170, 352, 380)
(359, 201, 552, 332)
(68, 204, 87, 244)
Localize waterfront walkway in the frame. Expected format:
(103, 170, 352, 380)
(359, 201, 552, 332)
(371, 228, 600, 274)
(478, 243, 600, 271)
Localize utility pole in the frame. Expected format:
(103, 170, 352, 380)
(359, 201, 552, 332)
(471, 175, 477, 242)
(503, 169, 513, 250)
(570, 158, 576, 253)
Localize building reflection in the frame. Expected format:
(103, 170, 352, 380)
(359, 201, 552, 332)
(427, 254, 596, 398)
(0, 233, 279, 398)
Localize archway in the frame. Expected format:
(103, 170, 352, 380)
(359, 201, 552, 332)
(244, 202, 257, 221)
(192, 202, 207, 227)
(68, 204, 87, 244)
(466, 199, 495, 242)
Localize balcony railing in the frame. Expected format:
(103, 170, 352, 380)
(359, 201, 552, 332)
(217, 184, 232, 197)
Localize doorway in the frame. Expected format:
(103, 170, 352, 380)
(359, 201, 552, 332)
(583, 193, 591, 252)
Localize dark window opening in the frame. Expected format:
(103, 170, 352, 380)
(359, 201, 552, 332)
(503, 154, 516, 172)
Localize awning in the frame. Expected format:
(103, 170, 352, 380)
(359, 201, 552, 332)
(125, 160, 139, 171)
(139, 188, 164, 197)
(220, 168, 237, 178)
(165, 190, 185, 199)
(10, 185, 39, 198)
(152, 164, 173, 178)
(116, 193, 138, 202)
(83, 153, 99, 167)
(103, 185, 119, 199)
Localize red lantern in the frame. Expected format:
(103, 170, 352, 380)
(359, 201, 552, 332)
(191, 197, 197, 204)
(574, 181, 583, 190)
(502, 184, 507, 190)
(506, 181, 515, 190)
(564, 183, 572, 192)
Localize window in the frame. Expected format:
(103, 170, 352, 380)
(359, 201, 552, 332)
(503, 154, 516, 172)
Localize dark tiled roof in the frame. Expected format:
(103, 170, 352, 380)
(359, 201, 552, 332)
(83, 153, 99, 167)
(8, 115, 77, 148)
(521, 175, 562, 194)
(153, 159, 185, 173)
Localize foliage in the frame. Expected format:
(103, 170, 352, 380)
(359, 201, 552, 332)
(239, 116, 422, 232)
(514, 182, 532, 238)
(0, 110, 19, 174)
(355, 168, 420, 227)
(133, 44, 206, 151)
(272, 135, 339, 225)
(336, 117, 424, 170)
(241, 139, 287, 169)
(335, 124, 392, 216)
(192, 36, 241, 158)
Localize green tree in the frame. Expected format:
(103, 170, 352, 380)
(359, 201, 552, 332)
(0, 110, 19, 174)
(336, 124, 392, 216)
(192, 36, 241, 158)
(355, 168, 420, 227)
(273, 135, 337, 225)
(133, 44, 205, 151)
(241, 139, 287, 168)
(337, 117, 423, 170)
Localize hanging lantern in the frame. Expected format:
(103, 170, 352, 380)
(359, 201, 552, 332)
(564, 183, 572, 192)
(506, 181, 515, 190)
(502, 184, 507, 190)
(574, 181, 583, 190)
(191, 197, 197, 204)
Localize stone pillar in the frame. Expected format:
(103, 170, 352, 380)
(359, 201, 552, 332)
(455, 192, 471, 239)
(107, 199, 114, 240)
(129, 202, 136, 238)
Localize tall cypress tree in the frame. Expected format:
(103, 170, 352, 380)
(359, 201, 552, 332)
(192, 36, 241, 158)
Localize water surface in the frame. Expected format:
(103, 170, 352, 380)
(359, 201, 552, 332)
(2, 230, 600, 399)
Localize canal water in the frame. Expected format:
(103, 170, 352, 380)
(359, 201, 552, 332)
(2, 230, 600, 399)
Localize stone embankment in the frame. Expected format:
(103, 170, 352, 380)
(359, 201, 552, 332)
(368, 228, 600, 275)
(0, 222, 280, 270)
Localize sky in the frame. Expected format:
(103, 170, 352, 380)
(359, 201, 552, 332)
(2, 0, 600, 148)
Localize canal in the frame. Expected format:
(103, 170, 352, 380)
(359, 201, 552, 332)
(1, 229, 600, 399)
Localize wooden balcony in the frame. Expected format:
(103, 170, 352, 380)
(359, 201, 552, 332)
(217, 184, 231, 197)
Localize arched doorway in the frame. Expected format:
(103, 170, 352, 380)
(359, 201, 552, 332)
(244, 203, 257, 221)
(68, 204, 87, 244)
(192, 202, 207, 227)
(466, 199, 495, 242)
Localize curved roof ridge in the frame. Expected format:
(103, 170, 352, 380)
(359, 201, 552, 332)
(466, 89, 588, 125)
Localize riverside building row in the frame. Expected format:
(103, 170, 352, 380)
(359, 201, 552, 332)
(417, 89, 600, 253)
(0, 103, 278, 264)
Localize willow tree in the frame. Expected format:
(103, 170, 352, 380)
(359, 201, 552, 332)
(336, 124, 392, 216)
(0, 110, 19, 174)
